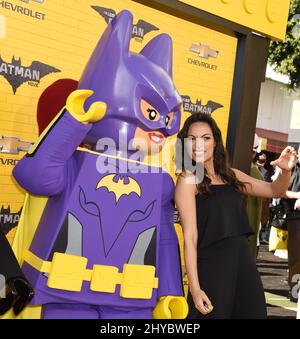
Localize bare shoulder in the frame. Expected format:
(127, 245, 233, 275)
(232, 168, 251, 182)
(175, 173, 198, 197)
(232, 167, 244, 178)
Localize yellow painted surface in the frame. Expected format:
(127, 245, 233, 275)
(265, 292, 297, 314)
(178, 0, 290, 40)
(0, 14, 6, 38)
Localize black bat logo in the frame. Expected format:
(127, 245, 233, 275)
(91, 6, 159, 40)
(131, 20, 159, 39)
(0, 55, 61, 94)
(91, 6, 115, 24)
(174, 208, 181, 224)
(181, 95, 223, 115)
(0, 205, 22, 235)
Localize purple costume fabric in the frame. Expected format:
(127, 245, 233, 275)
(43, 303, 153, 319)
(13, 10, 183, 319)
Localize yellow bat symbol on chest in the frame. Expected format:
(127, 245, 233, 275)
(96, 174, 141, 202)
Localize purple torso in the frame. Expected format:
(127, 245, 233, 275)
(13, 111, 183, 309)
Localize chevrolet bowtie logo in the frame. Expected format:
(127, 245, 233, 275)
(20, 0, 45, 3)
(189, 43, 219, 59)
(0, 136, 33, 155)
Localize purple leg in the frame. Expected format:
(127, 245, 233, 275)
(99, 307, 153, 319)
(42, 303, 99, 319)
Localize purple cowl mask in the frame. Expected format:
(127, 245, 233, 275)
(78, 10, 182, 150)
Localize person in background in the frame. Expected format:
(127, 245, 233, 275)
(284, 145, 300, 302)
(257, 152, 268, 179)
(256, 152, 272, 245)
(247, 134, 264, 260)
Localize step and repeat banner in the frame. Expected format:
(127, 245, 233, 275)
(0, 0, 237, 272)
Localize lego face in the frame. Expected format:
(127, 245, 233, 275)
(79, 10, 182, 150)
(139, 99, 174, 131)
(132, 99, 175, 154)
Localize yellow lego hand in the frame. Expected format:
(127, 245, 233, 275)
(66, 89, 107, 124)
(153, 296, 188, 319)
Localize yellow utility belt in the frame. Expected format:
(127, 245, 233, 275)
(24, 251, 158, 300)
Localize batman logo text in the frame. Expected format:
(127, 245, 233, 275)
(92, 6, 159, 41)
(0, 205, 22, 235)
(0, 55, 61, 94)
(181, 95, 223, 115)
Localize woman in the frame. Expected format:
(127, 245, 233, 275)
(175, 114, 297, 319)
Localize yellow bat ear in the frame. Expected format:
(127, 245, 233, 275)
(66, 90, 106, 124)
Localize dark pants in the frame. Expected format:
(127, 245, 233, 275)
(187, 236, 267, 319)
(287, 213, 300, 290)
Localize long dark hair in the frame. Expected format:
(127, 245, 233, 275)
(175, 113, 246, 195)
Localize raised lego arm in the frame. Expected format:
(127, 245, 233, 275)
(153, 173, 188, 319)
(13, 90, 106, 196)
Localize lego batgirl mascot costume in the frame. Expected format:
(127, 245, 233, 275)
(12, 10, 187, 319)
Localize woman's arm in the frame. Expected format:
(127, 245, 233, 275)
(175, 174, 213, 315)
(175, 175, 199, 293)
(285, 191, 300, 199)
(294, 198, 300, 210)
(233, 167, 291, 198)
(233, 146, 297, 199)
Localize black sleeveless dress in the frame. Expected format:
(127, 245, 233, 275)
(196, 184, 253, 249)
(187, 184, 267, 319)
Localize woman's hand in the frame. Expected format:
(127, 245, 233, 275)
(294, 198, 300, 210)
(271, 146, 297, 171)
(191, 289, 213, 315)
